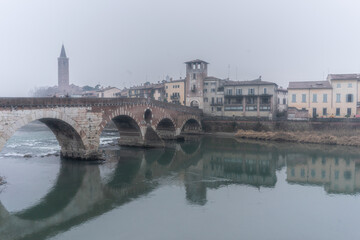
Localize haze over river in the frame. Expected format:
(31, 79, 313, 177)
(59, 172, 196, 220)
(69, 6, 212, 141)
(1, 123, 360, 240)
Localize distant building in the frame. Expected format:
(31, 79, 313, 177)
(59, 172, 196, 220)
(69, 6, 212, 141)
(185, 59, 208, 109)
(288, 74, 360, 119)
(203, 77, 224, 116)
(128, 82, 165, 101)
(277, 87, 288, 113)
(58, 44, 70, 93)
(164, 79, 185, 105)
(223, 78, 278, 118)
(287, 81, 332, 119)
(96, 87, 121, 98)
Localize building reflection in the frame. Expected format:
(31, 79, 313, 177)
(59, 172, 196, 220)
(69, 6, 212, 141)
(2, 136, 360, 239)
(287, 154, 360, 194)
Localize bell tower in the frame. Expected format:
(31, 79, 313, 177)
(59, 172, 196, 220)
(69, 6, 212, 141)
(185, 59, 208, 109)
(58, 44, 69, 92)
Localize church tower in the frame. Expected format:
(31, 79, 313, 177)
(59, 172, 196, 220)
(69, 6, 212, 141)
(58, 44, 69, 91)
(185, 59, 208, 109)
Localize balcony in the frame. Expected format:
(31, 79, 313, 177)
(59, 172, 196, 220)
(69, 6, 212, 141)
(170, 95, 180, 100)
(259, 104, 271, 111)
(210, 102, 223, 106)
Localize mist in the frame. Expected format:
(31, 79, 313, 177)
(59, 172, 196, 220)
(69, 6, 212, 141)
(1, 0, 360, 96)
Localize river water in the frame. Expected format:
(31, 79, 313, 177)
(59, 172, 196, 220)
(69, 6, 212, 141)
(1, 123, 360, 240)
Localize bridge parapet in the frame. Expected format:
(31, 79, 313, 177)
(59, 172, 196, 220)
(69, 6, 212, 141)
(0, 98, 203, 115)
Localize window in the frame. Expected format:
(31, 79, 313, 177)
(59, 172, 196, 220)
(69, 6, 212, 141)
(204, 89, 207, 93)
(291, 168, 295, 177)
(278, 98, 280, 104)
(211, 82, 216, 86)
(292, 94, 296, 103)
(204, 98, 208, 102)
(311, 169, 316, 177)
(313, 94, 317, 103)
(248, 88, 255, 95)
(197, 64, 201, 69)
(246, 97, 256, 104)
(336, 94, 341, 103)
(204, 82, 209, 86)
(165, 86, 168, 89)
(336, 108, 340, 116)
(337, 83, 341, 88)
(217, 107, 222, 111)
(323, 108, 327, 116)
(321, 170, 326, 179)
(348, 83, 352, 88)
(236, 89, 242, 95)
(301, 169, 305, 178)
(224, 106, 243, 111)
(346, 94, 353, 103)
(216, 97, 223, 104)
(283, 98, 286, 104)
(211, 97, 215, 104)
(335, 170, 339, 180)
(192, 64, 196, 70)
(323, 94, 327, 103)
(211, 88, 216, 93)
(264, 88, 267, 94)
(347, 108, 352, 116)
(226, 89, 233, 95)
(302, 94, 306, 103)
(193, 73, 196, 80)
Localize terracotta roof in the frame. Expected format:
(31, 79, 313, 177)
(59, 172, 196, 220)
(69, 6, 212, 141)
(288, 81, 332, 89)
(327, 74, 360, 81)
(184, 59, 209, 64)
(223, 78, 277, 86)
(204, 76, 221, 81)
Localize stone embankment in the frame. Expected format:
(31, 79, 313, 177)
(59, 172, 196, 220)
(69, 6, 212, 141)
(235, 130, 360, 147)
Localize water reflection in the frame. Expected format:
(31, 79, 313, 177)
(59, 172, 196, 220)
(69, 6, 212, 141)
(2, 137, 360, 239)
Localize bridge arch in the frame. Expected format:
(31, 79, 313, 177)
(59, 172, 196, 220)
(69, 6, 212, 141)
(155, 117, 176, 139)
(0, 111, 88, 159)
(99, 109, 143, 147)
(180, 117, 202, 134)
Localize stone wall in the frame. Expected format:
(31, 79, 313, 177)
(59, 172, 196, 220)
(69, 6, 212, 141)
(202, 118, 360, 133)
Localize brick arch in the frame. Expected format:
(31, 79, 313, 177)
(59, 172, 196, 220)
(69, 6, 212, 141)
(0, 110, 89, 156)
(154, 115, 177, 130)
(179, 116, 202, 133)
(98, 107, 143, 135)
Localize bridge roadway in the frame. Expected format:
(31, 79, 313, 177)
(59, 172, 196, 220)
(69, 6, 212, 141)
(0, 98, 203, 160)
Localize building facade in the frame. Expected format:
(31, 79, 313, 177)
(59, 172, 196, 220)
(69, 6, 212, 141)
(185, 59, 208, 109)
(288, 74, 360, 119)
(164, 79, 185, 105)
(222, 78, 278, 118)
(203, 77, 224, 116)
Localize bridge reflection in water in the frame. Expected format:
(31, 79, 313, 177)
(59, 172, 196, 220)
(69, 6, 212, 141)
(2, 137, 360, 239)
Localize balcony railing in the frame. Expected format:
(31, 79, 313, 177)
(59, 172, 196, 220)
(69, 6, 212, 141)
(210, 102, 223, 106)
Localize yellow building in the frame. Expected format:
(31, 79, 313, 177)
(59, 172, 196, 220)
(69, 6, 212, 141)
(327, 74, 358, 117)
(288, 74, 360, 118)
(164, 79, 185, 105)
(288, 81, 332, 118)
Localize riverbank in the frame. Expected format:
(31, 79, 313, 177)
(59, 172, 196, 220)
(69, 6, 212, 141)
(235, 129, 360, 147)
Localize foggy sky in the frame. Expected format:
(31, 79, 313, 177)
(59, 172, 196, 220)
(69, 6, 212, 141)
(1, 0, 360, 97)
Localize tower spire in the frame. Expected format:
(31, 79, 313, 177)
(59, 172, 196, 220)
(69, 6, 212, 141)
(60, 44, 67, 58)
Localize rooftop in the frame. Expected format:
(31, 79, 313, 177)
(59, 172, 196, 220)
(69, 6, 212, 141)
(327, 74, 360, 81)
(185, 59, 209, 64)
(223, 77, 277, 86)
(288, 81, 332, 89)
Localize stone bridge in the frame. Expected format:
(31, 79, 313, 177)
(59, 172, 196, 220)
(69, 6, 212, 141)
(0, 98, 203, 160)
